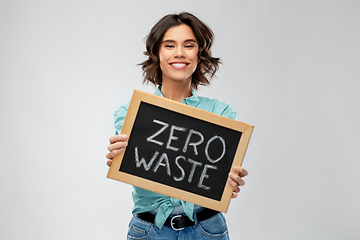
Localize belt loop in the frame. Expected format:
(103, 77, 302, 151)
(194, 207, 204, 224)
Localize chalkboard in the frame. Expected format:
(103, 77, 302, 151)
(107, 90, 253, 212)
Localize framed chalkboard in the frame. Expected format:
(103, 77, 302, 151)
(107, 90, 253, 212)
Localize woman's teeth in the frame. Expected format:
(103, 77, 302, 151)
(172, 63, 187, 67)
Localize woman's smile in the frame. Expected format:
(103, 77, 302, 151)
(170, 62, 190, 69)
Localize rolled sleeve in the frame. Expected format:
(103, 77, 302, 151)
(114, 102, 130, 135)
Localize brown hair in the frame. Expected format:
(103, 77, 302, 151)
(139, 12, 221, 89)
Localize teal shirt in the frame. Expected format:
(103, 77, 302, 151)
(114, 87, 238, 228)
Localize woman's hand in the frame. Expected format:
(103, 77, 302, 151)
(106, 134, 128, 167)
(228, 166, 248, 198)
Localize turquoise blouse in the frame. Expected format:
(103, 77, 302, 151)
(114, 87, 238, 228)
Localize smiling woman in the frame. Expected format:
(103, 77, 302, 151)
(106, 12, 248, 240)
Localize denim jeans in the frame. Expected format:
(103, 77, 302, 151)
(126, 210, 229, 240)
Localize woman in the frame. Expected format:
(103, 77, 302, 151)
(106, 12, 248, 239)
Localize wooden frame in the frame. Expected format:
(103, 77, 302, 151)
(107, 89, 253, 213)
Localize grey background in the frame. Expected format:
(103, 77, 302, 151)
(1, 0, 359, 239)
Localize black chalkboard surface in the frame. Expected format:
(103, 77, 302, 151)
(107, 90, 253, 212)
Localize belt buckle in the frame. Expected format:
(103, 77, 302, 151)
(170, 215, 185, 231)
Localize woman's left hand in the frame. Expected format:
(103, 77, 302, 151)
(228, 166, 248, 198)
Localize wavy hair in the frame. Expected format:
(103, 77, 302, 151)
(139, 12, 221, 89)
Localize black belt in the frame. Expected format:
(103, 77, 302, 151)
(135, 208, 219, 230)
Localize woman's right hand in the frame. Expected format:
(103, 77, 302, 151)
(106, 134, 128, 167)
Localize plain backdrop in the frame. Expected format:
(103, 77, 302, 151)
(1, 0, 359, 239)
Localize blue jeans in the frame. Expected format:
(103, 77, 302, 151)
(126, 210, 229, 240)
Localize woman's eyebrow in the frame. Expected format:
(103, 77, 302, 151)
(162, 39, 175, 43)
(162, 39, 197, 44)
(184, 39, 197, 44)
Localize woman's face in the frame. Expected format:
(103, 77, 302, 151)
(158, 24, 199, 85)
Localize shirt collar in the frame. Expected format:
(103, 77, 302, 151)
(154, 86, 200, 107)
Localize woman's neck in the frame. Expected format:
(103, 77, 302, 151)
(160, 80, 192, 102)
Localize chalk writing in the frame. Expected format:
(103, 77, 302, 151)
(132, 119, 227, 191)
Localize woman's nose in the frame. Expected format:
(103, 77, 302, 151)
(174, 47, 185, 58)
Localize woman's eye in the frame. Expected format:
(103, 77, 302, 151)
(165, 45, 174, 48)
(185, 45, 194, 48)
